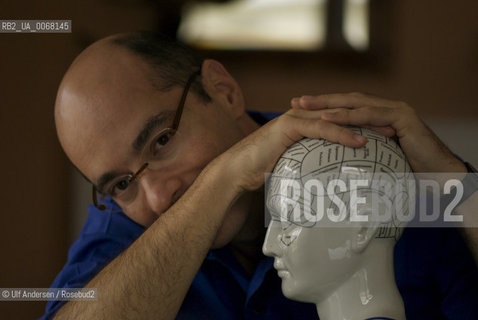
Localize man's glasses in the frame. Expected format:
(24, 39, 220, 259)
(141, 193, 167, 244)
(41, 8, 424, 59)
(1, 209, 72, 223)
(93, 70, 201, 212)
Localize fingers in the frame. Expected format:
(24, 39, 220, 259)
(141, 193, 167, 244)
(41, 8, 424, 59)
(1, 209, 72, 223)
(291, 96, 323, 110)
(288, 106, 396, 136)
(284, 107, 329, 119)
(290, 94, 402, 140)
(281, 108, 369, 147)
(291, 92, 403, 110)
(290, 92, 413, 138)
(362, 125, 396, 137)
(280, 115, 368, 148)
(290, 97, 300, 108)
(320, 107, 400, 128)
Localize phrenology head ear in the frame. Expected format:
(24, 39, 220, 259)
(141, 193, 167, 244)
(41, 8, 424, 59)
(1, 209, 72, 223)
(350, 188, 404, 254)
(350, 206, 380, 254)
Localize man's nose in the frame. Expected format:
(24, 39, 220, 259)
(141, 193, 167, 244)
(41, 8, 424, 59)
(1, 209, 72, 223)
(262, 220, 282, 257)
(138, 169, 182, 215)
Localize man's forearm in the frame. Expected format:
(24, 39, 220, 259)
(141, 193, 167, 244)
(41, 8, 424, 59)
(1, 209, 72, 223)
(54, 161, 238, 320)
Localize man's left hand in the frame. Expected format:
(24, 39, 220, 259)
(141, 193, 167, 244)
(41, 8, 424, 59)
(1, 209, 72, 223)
(291, 92, 466, 173)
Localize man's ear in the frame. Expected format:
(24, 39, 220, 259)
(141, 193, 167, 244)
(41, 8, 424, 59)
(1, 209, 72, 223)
(200, 59, 245, 119)
(351, 207, 379, 253)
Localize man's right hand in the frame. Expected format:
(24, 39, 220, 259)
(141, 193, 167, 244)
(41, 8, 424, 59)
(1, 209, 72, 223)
(214, 108, 368, 193)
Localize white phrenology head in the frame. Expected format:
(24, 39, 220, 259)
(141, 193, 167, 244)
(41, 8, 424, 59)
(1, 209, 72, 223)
(262, 127, 415, 302)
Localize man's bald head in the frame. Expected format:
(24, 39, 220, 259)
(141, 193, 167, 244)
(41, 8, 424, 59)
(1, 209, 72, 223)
(110, 32, 210, 100)
(54, 32, 209, 180)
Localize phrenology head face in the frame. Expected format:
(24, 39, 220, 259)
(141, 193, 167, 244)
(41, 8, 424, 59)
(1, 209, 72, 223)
(262, 127, 414, 302)
(54, 32, 249, 242)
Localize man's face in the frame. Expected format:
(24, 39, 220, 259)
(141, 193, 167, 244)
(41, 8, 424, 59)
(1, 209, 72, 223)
(55, 43, 251, 247)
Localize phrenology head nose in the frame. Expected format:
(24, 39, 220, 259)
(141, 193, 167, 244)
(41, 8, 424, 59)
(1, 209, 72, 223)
(262, 220, 282, 257)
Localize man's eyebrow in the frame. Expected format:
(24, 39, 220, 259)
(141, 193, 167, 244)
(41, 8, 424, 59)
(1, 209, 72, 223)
(95, 111, 174, 194)
(132, 111, 174, 153)
(96, 171, 123, 195)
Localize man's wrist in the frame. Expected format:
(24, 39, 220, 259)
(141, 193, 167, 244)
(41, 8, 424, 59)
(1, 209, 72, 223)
(200, 154, 243, 206)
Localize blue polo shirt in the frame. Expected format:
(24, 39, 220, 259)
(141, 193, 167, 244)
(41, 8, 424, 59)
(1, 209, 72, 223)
(40, 112, 478, 319)
(40, 197, 318, 320)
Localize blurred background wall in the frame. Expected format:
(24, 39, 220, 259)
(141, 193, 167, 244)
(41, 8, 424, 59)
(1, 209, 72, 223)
(0, 0, 476, 318)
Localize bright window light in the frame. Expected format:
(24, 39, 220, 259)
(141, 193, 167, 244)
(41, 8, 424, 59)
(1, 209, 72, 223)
(178, 0, 328, 50)
(343, 0, 369, 51)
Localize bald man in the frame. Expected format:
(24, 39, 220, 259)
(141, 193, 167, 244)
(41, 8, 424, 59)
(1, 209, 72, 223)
(43, 32, 478, 319)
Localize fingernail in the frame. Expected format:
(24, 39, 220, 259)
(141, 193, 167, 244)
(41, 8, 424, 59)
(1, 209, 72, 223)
(291, 97, 299, 105)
